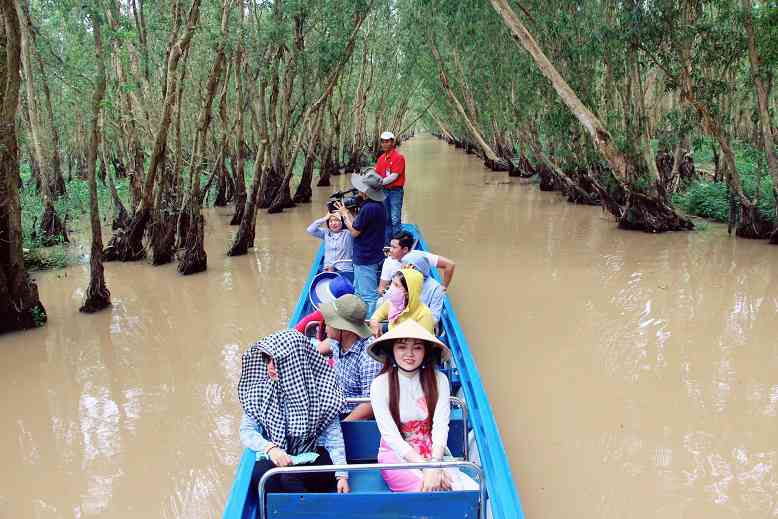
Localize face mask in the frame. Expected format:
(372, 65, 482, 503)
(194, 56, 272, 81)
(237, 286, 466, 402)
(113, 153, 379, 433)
(387, 286, 407, 322)
(387, 286, 406, 307)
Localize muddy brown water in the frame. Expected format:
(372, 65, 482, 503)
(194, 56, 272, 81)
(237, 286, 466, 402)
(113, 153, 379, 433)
(2, 135, 777, 518)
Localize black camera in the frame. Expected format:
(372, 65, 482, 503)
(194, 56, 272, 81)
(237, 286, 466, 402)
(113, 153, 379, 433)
(327, 188, 361, 213)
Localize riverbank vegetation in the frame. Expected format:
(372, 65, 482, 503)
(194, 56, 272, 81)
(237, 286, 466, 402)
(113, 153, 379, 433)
(1, 0, 776, 332)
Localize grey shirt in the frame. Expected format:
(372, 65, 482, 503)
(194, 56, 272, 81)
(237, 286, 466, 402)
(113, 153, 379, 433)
(307, 217, 354, 272)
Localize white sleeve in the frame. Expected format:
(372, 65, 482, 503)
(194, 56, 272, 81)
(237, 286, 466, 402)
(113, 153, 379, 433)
(430, 370, 451, 453)
(380, 259, 397, 282)
(423, 252, 440, 268)
(371, 374, 415, 459)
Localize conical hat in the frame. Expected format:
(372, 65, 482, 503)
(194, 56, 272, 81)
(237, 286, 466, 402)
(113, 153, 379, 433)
(367, 319, 451, 363)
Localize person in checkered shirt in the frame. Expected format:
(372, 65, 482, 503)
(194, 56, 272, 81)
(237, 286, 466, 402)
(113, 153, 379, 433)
(315, 294, 383, 420)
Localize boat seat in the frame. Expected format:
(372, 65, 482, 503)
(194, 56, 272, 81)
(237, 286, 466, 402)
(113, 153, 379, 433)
(349, 469, 389, 492)
(266, 489, 480, 518)
(342, 409, 465, 463)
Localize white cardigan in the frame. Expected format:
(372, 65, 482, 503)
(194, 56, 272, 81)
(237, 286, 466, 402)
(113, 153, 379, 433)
(370, 369, 450, 459)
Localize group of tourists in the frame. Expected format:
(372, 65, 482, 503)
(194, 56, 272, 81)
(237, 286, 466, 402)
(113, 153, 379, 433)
(236, 131, 474, 506)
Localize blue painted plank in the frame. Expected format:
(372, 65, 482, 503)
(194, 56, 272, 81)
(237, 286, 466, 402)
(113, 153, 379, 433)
(268, 490, 481, 519)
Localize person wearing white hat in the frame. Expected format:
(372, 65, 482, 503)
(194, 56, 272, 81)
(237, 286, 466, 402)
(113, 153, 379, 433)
(375, 130, 406, 245)
(367, 320, 477, 493)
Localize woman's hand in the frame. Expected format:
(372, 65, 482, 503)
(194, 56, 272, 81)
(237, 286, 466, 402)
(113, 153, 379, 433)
(336, 477, 350, 494)
(268, 446, 292, 467)
(334, 201, 349, 218)
(420, 468, 450, 492)
(369, 319, 381, 338)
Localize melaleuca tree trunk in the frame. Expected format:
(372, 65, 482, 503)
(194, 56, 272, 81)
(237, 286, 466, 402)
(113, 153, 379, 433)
(80, 10, 110, 314)
(178, 0, 232, 275)
(104, 0, 202, 262)
(490, 0, 693, 232)
(0, 0, 47, 332)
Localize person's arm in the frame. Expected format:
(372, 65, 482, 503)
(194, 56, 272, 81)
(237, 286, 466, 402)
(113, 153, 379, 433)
(343, 402, 373, 421)
(336, 202, 361, 238)
(428, 285, 445, 324)
(381, 172, 399, 185)
(369, 301, 390, 336)
(306, 216, 327, 239)
(378, 261, 392, 294)
(430, 371, 451, 461)
(370, 376, 423, 462)
(239, 413, 271, 452)
(435, 255, 456, 290)
(319, 418, 349, 481)
(383, 154, 405, 186)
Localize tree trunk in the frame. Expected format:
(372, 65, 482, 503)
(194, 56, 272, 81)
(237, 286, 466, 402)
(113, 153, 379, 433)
(268, 5, 372, 214)
(489, 0, 693, 232)
(230, 30, 247, 225)
(26, 4, 64, 198)
(0, 0, 47, 332)
(80, 13, 110, 314)
(742, 0, 778, 243)
(293, 109, 324, 203)
(228, 60, 271, 257)
(17, 0, 67, 246)
(428, 35, 501, 168)
(178, 0, 232, 275)
(214, 62, 231, 207)
(104, 0, 202, 261)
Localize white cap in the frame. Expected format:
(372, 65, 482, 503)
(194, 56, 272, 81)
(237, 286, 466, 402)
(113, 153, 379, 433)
(380, 131, 396, 141)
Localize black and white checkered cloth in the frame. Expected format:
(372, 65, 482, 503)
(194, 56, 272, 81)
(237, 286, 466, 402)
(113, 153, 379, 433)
(238, 329, 344, 455)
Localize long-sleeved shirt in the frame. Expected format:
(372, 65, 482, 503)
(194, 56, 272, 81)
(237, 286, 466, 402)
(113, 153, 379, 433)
(239, 413, 348, 478)
(370, 369, 450, 460)
(421, 277, 445, 324)
(330, 337, 382, 411)
(306, 217, 354, 272)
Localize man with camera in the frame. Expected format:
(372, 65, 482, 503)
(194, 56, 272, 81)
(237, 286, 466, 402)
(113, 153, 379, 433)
(375, 131, 406, 245)
(335, 169, 387, 316)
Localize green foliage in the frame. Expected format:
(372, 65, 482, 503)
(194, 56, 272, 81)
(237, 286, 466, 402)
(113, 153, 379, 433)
(20, 161, 130, 269)
(31, 306, 47, 327)
(674, 168, 777, 225)
(673, 180, 730, 221)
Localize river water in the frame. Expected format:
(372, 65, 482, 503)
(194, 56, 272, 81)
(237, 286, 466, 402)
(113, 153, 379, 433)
(2, 135, 777, 518)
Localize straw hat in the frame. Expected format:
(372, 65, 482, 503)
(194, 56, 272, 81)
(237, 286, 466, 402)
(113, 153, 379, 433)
(319, 294, 372, 338)
(367, 319, 451, 364)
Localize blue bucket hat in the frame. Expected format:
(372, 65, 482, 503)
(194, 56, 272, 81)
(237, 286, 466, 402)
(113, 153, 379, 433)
(401, 251, 431, 279)
(309, 272, 355, 310)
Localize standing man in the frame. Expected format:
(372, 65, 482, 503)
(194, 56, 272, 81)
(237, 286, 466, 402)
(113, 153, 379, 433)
(336, 170, 386, 315)
(375, 131, 406, 244)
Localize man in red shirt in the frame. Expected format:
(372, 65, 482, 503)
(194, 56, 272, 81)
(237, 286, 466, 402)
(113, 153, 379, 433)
(374, 131, 406, 245)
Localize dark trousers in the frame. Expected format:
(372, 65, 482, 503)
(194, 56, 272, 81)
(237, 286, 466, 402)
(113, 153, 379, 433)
(252, 446, 336, 515)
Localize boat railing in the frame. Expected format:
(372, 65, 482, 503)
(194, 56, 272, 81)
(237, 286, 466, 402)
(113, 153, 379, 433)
(344, 396, 470, 461)
(258, 460, 486, 519)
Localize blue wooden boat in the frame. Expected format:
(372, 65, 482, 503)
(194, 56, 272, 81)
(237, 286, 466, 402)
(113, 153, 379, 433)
(223, 224, 524, 519)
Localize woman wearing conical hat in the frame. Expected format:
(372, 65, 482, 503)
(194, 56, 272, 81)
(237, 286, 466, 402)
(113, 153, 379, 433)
(367, 320, 477, 493)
